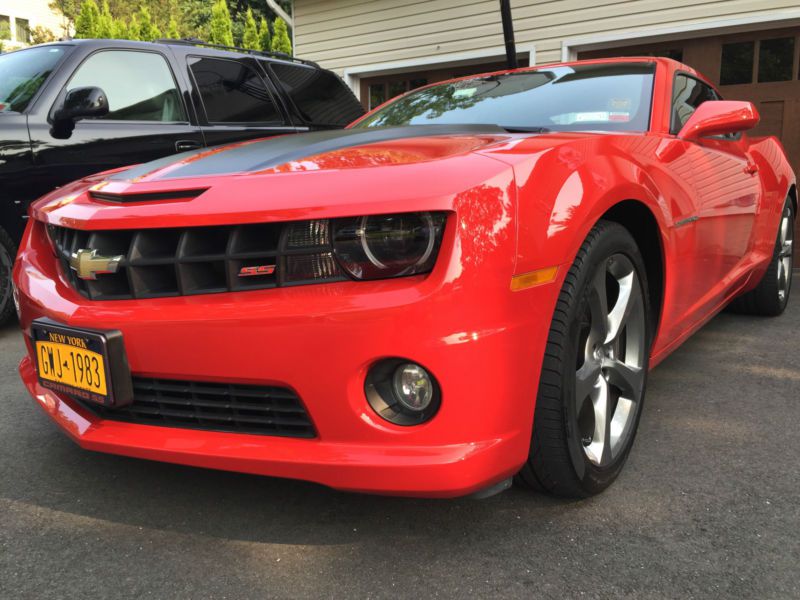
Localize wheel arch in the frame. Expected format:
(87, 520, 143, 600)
(789, 183, 797, 214)
(599, 200, 666, 336)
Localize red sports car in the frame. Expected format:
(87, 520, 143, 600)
(13, 58, 795, 498)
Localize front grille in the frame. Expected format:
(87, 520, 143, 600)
(75, 377, 316, 438)
(49, 221, 346, 300)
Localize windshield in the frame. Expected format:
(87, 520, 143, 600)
(0, 46, 69, 113)
(355, 63, 655, 133)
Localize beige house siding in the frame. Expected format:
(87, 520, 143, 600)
(0, 0, 66, 47)
(295, 0, 800, 75)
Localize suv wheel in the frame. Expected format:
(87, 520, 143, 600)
(0, 227, 17, 326)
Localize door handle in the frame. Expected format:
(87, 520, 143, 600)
(175, 140, 202, 152)
(744, 163, 759, 175)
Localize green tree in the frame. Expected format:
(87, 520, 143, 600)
(110, 16, 128, 39)
(271, 16, 291, 55)
(95, 1, 113, 38)
(136, 6, 162, 41)
(127, 12, 140, 40)
(209, 0, 233, 46)
(257, 16, 270, 53)
(74, 0, 101, 38)
(241, 8, 259, 50)
(30, 25, 59, 44)
(166, 17, 180, 39)
(49, 0, 82, 36)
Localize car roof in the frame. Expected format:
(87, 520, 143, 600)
(37, 38, 321, 69)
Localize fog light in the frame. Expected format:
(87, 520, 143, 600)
(365, 359, 441, 426)
(393, 363, 433, 412)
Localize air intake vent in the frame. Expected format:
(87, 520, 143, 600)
(89, 189, 208, 203)
(73, 377, 316, 438)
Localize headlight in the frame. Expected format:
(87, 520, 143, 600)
(333, 211, 446, 279)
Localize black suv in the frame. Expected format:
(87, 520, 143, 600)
(0, 38, 365, 324)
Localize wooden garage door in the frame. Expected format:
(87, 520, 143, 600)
(581, 27, 800, 262)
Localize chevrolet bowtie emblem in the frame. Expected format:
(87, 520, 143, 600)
(69, 249, 124, 280)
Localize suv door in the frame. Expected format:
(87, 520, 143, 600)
(186, 54, 301, 146)
(669, 73, 760, 307)
(27, 48, 204, 196)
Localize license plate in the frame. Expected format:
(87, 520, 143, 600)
(31, 319, 133, 407)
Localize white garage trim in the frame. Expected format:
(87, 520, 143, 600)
(343, 43, 536, 99)
(561, 9, 800, 61)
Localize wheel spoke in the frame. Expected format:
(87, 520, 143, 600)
(603, 358, 645, 400)
(779, 213, 789, 247)
(576, 361, 602, 410)
(584, 377, 611, 466)
(605, 271, 636, 344)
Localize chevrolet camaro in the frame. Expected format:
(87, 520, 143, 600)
(13, 58, 796, 498)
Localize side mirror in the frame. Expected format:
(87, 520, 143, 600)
(678, 100, 759, 141)
(54, 86, 109, 123)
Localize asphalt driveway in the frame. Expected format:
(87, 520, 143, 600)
(1, 299, 798, 599)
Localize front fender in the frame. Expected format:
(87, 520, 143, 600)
(504, 140, 673, 275)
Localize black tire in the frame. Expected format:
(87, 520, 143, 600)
(516, 220, 652, 498)
(0, 226, 17, 326)
(728, 197, 794, 317)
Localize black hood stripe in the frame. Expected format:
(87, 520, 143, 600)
(112, 124, 506, 182)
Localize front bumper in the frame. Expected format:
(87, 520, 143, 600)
(14, 216, 562, 497)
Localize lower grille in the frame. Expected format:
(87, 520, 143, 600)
(75, 377, 316, 438)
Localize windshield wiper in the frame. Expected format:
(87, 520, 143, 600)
(500, 125, 551, 133)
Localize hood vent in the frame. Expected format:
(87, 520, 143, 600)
(89, 188, 208, 203)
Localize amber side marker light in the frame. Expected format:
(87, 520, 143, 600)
(510, 266, 559, 291)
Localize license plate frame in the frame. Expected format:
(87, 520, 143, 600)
(31, 318, 133, 407)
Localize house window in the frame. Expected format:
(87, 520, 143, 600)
(368, 84, 385, 110)
(368, 78, 428, 110)
(0, 15, 10, 40)
(720, 41, 754, 85)
(15, 18, 29, 43)
(721, 37, 798, 85)
(758, 37, 794, 82)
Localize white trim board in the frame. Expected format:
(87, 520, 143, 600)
(561, 9, 800, 61)
(343, 44, 536, 99)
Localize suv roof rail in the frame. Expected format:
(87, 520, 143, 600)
(156, 37, 320, 68)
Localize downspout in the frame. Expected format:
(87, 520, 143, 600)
(499, 0, 518, 69)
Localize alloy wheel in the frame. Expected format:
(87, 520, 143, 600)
(777, 205, 794, 303)
(575, 254, 646, 467)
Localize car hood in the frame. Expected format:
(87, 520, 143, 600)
(31, 125, 602, 231)
(109, 125, 513, 183)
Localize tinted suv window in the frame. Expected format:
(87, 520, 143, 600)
(189, 57, 281, 124)
(68, 50, 186, 121)
(671, 74, 718, 134)
(268, 62, 364, 126)
(0, 46, 67, 113)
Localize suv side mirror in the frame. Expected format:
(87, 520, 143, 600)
(56, 86, 109, 121)
(678, 100, 759, 141)
(51, 86, 109, 139)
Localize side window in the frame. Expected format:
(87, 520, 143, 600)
(267, 61, 365, 126)
(68, 50, 186, 122)
(671, 74, 718, 134)
(189, 57, 282, 125)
